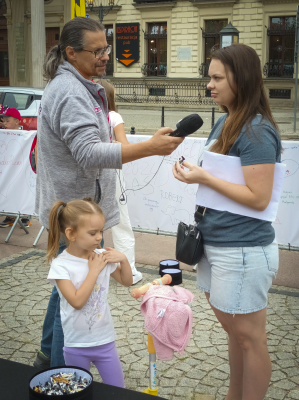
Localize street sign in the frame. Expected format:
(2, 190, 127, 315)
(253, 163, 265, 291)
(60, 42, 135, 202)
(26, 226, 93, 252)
(71, 0, 86, 19)
(115, 23, 140, 67)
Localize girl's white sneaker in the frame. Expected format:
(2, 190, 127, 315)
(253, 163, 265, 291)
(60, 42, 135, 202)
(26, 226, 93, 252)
(132, 270, 143, 285)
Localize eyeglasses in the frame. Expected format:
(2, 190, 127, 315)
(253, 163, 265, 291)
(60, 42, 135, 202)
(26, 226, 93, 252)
(81, 45, 112, 59)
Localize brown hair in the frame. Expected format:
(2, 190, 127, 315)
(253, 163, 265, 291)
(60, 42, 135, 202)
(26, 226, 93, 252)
(98, 79, 117, 112)
(47, 198, 105, 263)
(209, 44, 279, 155)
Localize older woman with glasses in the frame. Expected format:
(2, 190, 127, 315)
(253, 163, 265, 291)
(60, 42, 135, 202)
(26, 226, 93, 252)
(34, 17, 183, 371)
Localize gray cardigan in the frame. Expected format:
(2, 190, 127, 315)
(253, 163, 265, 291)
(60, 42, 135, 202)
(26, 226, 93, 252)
(35, 62, 122, 230)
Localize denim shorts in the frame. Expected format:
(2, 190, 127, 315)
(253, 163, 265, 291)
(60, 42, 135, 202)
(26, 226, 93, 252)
(196, 240, 279, 314)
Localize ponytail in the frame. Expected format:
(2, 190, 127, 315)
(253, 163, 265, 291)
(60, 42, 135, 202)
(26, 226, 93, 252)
(43, 45, 63, 81)
(47, 201, 66, 263)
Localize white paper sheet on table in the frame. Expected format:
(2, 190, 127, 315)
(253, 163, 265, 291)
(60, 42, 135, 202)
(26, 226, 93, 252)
(196, 151, 286, 222)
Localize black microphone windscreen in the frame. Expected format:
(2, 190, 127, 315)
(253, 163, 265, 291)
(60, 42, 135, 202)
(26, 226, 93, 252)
(176, 114, 203, 136)
(169, 114, 203, 137)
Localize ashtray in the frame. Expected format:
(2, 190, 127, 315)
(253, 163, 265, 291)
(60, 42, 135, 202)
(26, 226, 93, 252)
(159, 259, 180, 276)
(29, 366, 93, 399)
(159, 259, 182, 286)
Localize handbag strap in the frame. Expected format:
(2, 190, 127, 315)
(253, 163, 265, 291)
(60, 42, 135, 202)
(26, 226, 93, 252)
(194, 205, 206, 223)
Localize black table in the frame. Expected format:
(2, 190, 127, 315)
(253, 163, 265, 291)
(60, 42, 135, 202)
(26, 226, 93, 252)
(0, 358, 167, 400)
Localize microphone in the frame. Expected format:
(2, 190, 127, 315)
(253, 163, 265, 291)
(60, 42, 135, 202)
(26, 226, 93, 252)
(169, 114, 203, 137)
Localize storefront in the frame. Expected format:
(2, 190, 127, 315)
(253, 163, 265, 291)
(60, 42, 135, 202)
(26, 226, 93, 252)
(1, 0, 298, 108)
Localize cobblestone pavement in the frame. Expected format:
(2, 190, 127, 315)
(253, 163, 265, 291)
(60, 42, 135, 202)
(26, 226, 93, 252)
(1, 249, 299, 400)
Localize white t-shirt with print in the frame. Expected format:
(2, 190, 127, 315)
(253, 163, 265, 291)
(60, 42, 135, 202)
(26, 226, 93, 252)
(109, 111, 124, 142)
(47, 249, 117, 348)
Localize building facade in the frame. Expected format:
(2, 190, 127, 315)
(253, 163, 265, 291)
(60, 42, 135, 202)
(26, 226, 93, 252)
(0, 0, 298, 107)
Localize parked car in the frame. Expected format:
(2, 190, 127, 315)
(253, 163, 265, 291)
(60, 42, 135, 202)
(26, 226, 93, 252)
(0, 86, 43, 130)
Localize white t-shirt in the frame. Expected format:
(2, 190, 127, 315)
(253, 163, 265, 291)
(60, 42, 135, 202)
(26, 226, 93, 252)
(109, 111, 124, 142)
(47, 249, 117, 348)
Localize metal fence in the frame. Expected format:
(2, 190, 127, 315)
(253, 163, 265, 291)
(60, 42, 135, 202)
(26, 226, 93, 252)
(113, 81, 214, 105)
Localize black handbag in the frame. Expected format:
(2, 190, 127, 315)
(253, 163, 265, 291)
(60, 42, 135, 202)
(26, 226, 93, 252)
(175, 206, 206, 266)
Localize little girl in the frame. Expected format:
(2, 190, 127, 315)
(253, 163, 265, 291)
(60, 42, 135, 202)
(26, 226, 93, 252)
(47, 197, 133, 388)
(99, 79, 143, 285)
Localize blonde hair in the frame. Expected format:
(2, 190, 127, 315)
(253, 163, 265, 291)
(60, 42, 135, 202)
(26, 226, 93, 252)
(47, 198, 104, 263)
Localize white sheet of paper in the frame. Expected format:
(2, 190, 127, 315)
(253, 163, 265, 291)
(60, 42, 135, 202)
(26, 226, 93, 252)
(196, 151, 286, 222)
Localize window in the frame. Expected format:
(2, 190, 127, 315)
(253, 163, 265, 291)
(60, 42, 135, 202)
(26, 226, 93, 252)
(144, 23, 167, 77)
(3, 93, 33, 110)
(269, 89, 291, 99)
(0, 28, 8, 81)
(267, 16, 295, 78)
(0, 51, 8, 78)
(149, 88, 165, 96)
(105, 25, 114, 76)
(0, 25, 9, 86)
(201, 19, 228, 77)
(0, 4, 9, 86)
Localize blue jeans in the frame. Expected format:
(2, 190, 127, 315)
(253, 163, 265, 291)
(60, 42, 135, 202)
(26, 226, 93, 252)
(40, 243, 66, 367)
(196, 240, 278, 314)
(40, 239, 104, 367)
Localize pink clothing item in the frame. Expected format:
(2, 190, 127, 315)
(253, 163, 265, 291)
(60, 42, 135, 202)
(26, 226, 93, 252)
(140, 285, 194, 360)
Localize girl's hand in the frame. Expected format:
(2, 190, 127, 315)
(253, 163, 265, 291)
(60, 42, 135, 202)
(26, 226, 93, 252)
(172, 160, 210, 185)
(88, 252, 108, 276)
(107, 247, 133, 287)
(102, 247, 127, 264)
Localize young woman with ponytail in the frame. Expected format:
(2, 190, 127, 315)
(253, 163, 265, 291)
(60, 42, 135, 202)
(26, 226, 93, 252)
(46, 198, 132, 388)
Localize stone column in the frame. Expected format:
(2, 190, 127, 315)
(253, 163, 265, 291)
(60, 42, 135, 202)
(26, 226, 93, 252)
(31, 0, 46, 87)
(6, 0, 27, 86)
